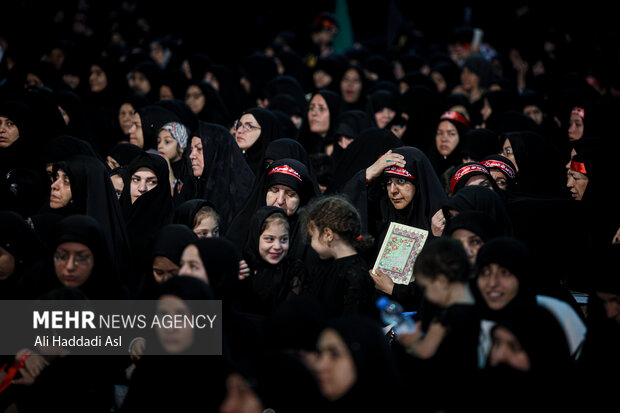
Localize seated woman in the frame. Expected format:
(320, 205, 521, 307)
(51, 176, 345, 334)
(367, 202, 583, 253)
(343, 146, 447, 310)
(427, 111, 472, 179)
(481, 154, 517, 191)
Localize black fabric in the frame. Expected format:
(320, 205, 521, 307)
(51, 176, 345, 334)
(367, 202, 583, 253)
(180, 121, 255, 228)
(427, 115, 472, 178)
(54, 155, 132, 282)
(240, 206, 305, 316)
(173, 198, 215, 229)
(136, 105, 181, 150)
(119, 151, 174, 293)
(240, 107, 281, 176)
(191, 80, 232, 126)
(327, 127, 403, 195)
(298, 89, 341, 155)
(107, 142, 143, 167)
(0, 210, 46, 299)
(21, 214, 127, 300)
(459, 128, 503, 162)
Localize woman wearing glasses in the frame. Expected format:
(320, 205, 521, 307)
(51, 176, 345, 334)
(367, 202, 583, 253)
(22, 215, 128, 300)
(234, 107, 282, 176)
(342, 146, 447, 310)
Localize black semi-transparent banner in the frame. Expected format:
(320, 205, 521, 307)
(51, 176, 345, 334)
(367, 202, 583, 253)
(0, 300, 222, 356)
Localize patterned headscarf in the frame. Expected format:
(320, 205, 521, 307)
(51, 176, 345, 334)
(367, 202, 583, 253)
(160, 122, 189, 150)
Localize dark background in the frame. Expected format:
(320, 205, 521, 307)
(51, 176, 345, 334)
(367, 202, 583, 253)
(3, 1, 618, 67)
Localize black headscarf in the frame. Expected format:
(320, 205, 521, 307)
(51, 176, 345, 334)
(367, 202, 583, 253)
(442, 185, 514, 237)
(119, 151, 174, 291)
(41, 135, 100, 167)
(323, 314, 405, 411)
(53, 154, 132, 281)
(448, 161, 498, 196)
(264, 138, 321, 194)
(0, 99, 38, 176)
(240, 206, 302, 315)
(225, 158, 318, 259)
(173, 198, 216, 229)
(181, 122, 255, 228)
(459, 128, 503, 162)
(298, 89, 341, 155)
(427, 112, 472, 178)
(24, 214, 127, 299)
(107, 142, 143, 167)
(239, 107, 282, 176)
(504, 130, 569, 197)
(190, 80, 232, 126)
(444, 209, 499, 242)
(135, 105, 181, 150)
(327, 127, 403, 195)
(0, 211, 46, 299)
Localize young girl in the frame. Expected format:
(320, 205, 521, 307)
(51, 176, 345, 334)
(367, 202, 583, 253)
(240, 206, 304, 316)
(301, 195, 376, 320)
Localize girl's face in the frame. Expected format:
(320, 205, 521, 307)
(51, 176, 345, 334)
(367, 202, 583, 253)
(118, 103, 135, 135)
(568, 114, 584, 142)
(193, 215, 220, 238)
(220, 373, 264, 413)
(259, 221, 289, 265)
(128, 113, 144, 148)
(189, 136, 204, 177)
(477, 263, 519, 311)
(54, 242, 94, 288)
(308, 224, 332, 260)
(435, 120, 459, 156)
(157, 129, 181, 162)
(340, 69, 362, 103)
(185, 85, 205, 114)
(308, 94, 330, 136)
(130, 167, 158, 204)
(50, 169, 72, 209)
(265, 185, 300, 216)
(315, 328, 357, 401)
(179, 244, 208, 283)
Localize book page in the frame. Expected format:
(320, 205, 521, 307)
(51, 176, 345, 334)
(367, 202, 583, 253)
(373, 222, 428, 285)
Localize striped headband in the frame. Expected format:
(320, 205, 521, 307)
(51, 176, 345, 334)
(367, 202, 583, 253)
(268, 164, 302, 181)
(481, 159, 516, 180)
(440, 111, 471, 129)
(161, 122, 189, 150)
(450, 164, 490, 193)
(383, 165, 414, 180)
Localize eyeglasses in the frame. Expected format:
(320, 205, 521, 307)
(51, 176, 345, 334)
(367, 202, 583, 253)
(234, 121, 261, 132)
(53, 252, 93, 266)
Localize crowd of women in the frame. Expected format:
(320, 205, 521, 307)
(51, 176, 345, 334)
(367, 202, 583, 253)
(0, 3, 619, 412)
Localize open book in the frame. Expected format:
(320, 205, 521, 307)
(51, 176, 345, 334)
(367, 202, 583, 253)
(372, 222, 428, 285)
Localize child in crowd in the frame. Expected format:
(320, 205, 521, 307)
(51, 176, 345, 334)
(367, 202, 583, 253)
(300, 195, 377, 320)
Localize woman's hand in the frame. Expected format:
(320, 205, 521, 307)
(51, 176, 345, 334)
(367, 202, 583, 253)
(431, 209, 446, 237)
(238, 260, 251, 280)
(12, 349, 48, 384)
(369, 269, 395, 295)
(365, 150, 406, 183)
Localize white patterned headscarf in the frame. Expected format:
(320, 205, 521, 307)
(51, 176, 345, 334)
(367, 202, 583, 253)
(160, 122, 189, 150)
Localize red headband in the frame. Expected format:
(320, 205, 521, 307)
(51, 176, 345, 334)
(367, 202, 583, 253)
(571, 107, 585, 119)
(383, 165, 414, 180)
(450, 164, 490, 193)
(440, 111, 471, 129)
(268, 164, 302, 181)
(481, 159, 516, 179)
(570, 161, 587, 175)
